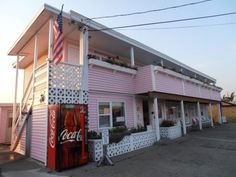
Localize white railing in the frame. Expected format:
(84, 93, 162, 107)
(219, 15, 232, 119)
(48, 61, 88, 105)
(88, 130, 156, 161)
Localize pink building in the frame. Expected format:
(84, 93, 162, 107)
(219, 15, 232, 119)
(0, 103, 14, 144)
(8, 4, 222, 166)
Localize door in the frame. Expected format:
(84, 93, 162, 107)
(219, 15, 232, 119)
(68, 44, 80, 65)
(142, 100, 150, 127)
(5, 111, 13, 143)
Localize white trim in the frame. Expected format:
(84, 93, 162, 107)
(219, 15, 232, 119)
(89, 58, 137, 75)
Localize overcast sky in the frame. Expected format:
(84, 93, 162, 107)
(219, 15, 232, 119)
(0, 0, 236, 102)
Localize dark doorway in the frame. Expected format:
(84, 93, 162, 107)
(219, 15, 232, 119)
(142, 100, 150, 128)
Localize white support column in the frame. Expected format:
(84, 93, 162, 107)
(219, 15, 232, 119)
(181, 100, 187, 135)
(132, 96, 138, 128)
(217, 103, 222, 124)
(80, 26, 89, 92)
(153, 98, 160, 141)
(130, 47, 135, 67)
(197, 102, 202, 130)
(45, 18, 53, 165)
(11, 55, 19, 150)
(32, 35, 38, 105)
(209, 103, 214, 127)
(48, 18, 54, 61)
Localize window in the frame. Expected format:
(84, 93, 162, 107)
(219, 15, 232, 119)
(99, 102, 111, 128)
(98, 102, 125, 128)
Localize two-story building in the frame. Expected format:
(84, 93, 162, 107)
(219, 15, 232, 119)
(8, 4, 222, 167)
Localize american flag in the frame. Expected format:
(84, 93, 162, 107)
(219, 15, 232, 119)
(53, 11, 63, 65)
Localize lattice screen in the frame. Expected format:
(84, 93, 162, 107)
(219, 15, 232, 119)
(48, 61, 88, 104)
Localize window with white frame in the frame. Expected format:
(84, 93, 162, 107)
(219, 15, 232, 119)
(98, 102, 125, 128)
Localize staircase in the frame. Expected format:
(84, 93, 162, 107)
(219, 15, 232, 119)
(11, 74, 33, 152)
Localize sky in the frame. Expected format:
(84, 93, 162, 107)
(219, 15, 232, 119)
(0, 0, 236, 103)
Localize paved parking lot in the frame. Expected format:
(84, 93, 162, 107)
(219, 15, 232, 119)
(1, 123, 236, 177)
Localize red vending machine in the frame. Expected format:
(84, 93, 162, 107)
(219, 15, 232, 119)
(47, 104, 89, 171)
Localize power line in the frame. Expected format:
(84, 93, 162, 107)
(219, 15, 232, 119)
(89, 0, 213, 20)
(115, 22, 236, 31)
(89, 11, 236, 32)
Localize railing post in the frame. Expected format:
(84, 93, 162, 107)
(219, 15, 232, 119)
(11, 55, 19, 150)
(153, 98, 160, 141)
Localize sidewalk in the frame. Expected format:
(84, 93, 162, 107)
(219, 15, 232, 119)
(1, 123, 236, 177)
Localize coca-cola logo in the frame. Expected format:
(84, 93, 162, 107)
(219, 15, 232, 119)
(49, 110, 56, 148)
(59, 129, 82, 144)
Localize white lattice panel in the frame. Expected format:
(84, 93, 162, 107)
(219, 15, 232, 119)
(160, 125, 182, 140)
(88, 131, 156, 161)
(48, 61, 88, 104)
(88, 139, 103, 161)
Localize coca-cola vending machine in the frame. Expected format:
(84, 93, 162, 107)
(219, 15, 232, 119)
(47, 104, 89, 171)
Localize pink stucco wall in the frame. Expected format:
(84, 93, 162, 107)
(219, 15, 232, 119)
(88, 93, 134, 131)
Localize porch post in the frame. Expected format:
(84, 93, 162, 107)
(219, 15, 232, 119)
(180, 100, 187, 135)
(48, 18, 54, 61)
(217, 103, 222, 124)
(32, 34, 38, 104)
(153, 98, 160, 141)
(209, 103, 214, 127)
(45, 18, 53, 165)
(79, 26, 89, 92)
(197, 102, 202, 130)
(132, 96, 138, 128)
(11, 55, 19, 149)
(130, 47, 135, 67)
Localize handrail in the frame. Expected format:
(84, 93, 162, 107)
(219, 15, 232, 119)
(14, 72, 33, 125)
(35, 62, 47, 72)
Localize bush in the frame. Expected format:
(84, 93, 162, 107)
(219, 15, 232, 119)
(129, 125, 147, 133)
(160, 120, 175, 127)
(109, 126, 130, 144)
(87, 130, 102, 139)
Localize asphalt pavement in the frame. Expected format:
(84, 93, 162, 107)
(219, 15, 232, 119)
(1, 123, 236, 177)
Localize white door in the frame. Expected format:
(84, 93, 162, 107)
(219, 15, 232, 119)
(5, 111, 13, 143)
(68, 44, 80, 65)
